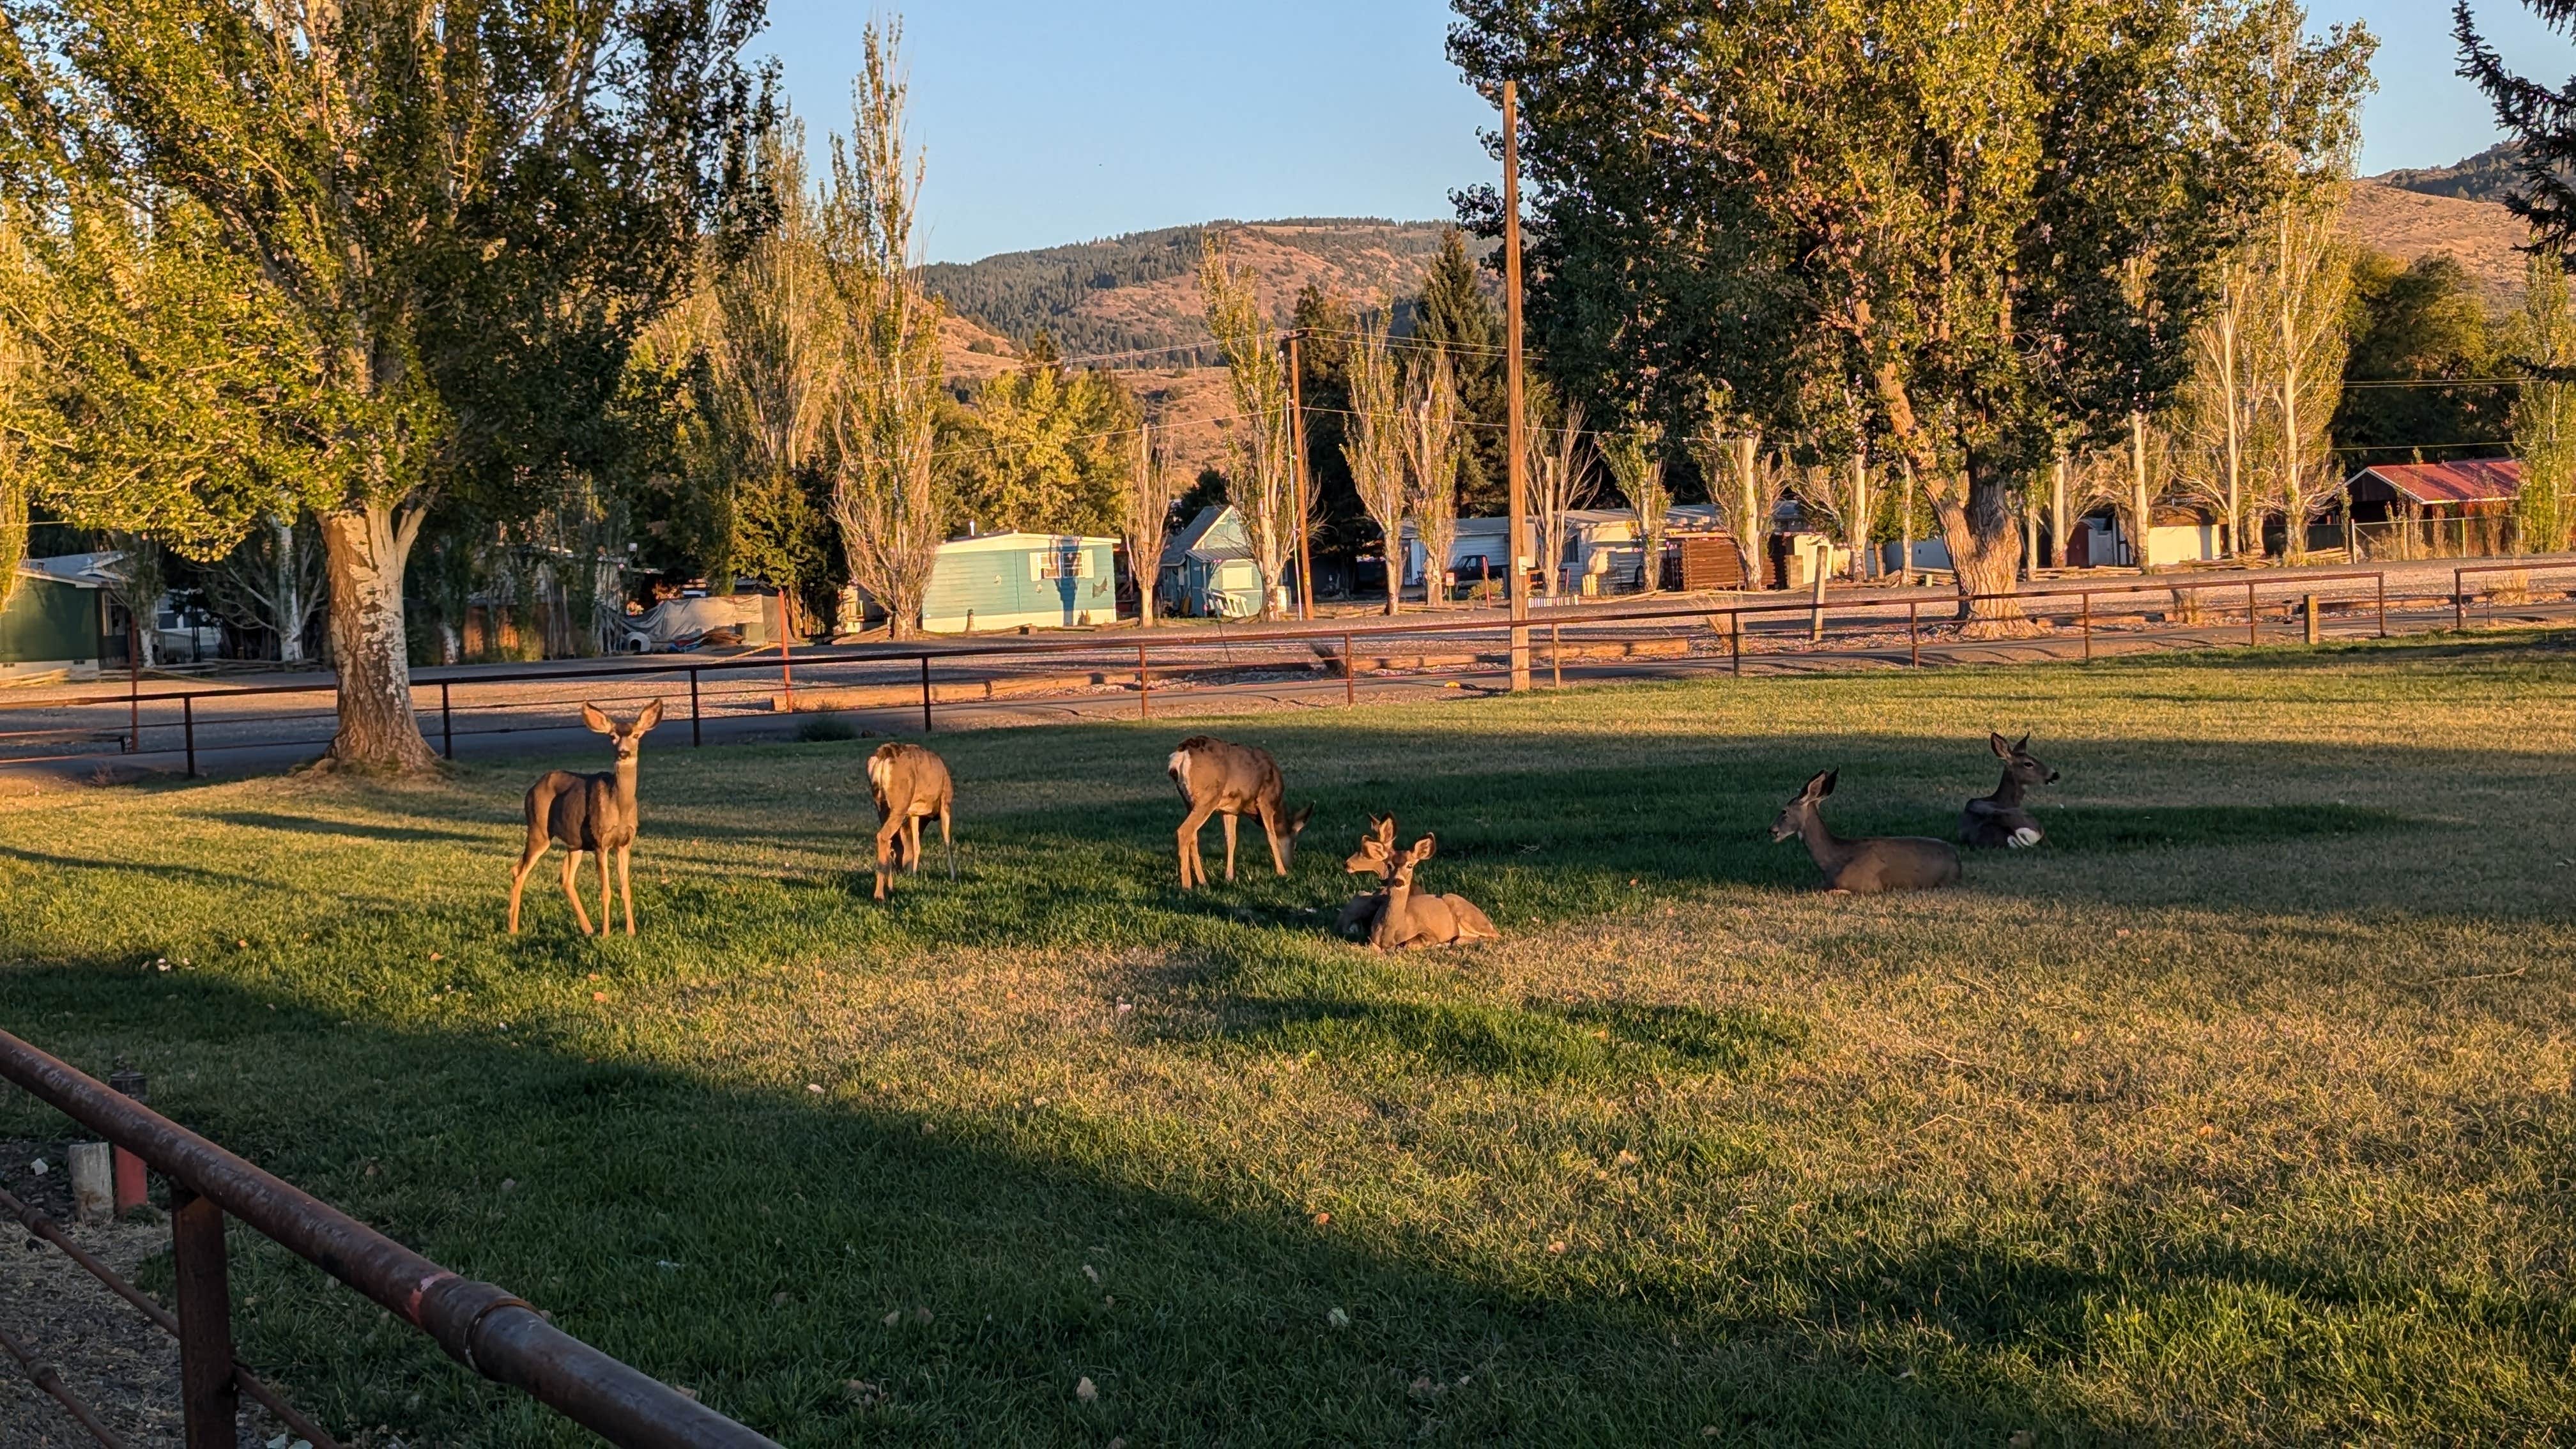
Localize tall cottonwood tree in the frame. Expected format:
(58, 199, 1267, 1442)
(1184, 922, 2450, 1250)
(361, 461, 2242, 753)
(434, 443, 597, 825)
(1121, 422, 1180, 627)
(822, 24, 946, 641)
(2514, 254, 2576, 553)
(1601, 422, 1669, 596)
(1200, 234, 1297, 618)
(6, 0, 763, 767)
(1343, 308, 1410, 614)
(1452, 0, 2372, 632)
(1403, 351, 1463, 608)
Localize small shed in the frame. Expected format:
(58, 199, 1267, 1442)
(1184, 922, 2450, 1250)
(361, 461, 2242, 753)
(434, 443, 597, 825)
(1, 555, 114, 679)
(922, 532, 1121, 634)
(2346, 459, 2520, 519)
(1159, 506, 1266, 618)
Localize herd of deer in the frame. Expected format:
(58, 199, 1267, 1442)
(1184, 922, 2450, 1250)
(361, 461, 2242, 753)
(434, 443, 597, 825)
(503, 702, 2064, 940)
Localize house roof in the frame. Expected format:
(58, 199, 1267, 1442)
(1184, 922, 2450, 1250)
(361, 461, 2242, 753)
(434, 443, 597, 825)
(1162, 505, 1250, 569)
(938, 532, 1116, 555)
(17, 552, 123, 588)
(2348, 458, 2522, 507)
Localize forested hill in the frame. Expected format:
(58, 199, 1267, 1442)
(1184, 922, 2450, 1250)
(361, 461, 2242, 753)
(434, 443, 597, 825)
(2372, 143, 2524, 208)
(924, 219, 1473, 365)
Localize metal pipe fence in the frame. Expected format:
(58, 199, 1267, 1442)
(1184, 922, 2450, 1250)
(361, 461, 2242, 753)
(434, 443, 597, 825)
(0, 1031, 781, 1449)
(3, 565, 2571, 778)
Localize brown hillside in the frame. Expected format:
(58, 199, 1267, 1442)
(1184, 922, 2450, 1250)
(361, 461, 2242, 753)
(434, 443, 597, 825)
(2341, 181, 2533, 302)
(939, 313, 1022, 384)
(1067, 224, 1457, 362)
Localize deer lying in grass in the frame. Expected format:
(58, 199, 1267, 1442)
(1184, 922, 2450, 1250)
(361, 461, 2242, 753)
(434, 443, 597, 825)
(1167, 735, 1312, 889)
(868, 742, 954, 901)
(1960, 733, 2060, 848)
(508, 700, 663, 935)
(1337, 815, 1399, 938)
(1368, 834, 1499, 949)
(1770, 769, 1960, 894)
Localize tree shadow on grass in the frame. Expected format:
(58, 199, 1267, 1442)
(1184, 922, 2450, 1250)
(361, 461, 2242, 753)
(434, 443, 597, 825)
(12, 967, 2564, 1445)
(195, 809, 494, 847)
(0, 971, 2129, 1447)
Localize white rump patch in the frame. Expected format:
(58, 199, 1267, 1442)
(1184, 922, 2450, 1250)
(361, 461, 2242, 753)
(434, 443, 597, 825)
(866, 753, 893, 791)
(1166, 748, 1191, 790)
(2009, 827, 2041, 848)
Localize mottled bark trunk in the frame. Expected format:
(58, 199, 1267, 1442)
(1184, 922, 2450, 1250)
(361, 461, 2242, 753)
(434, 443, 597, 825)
(273, 514, 307, 665)
(320, 501, 437, 771)
(1933, 468, 2030, 636)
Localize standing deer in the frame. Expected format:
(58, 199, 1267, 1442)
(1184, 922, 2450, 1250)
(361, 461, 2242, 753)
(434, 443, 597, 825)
(868, 742, 955, 901)
(1167, 735, 1312, 889)
(1770, 769, 1961, 894)
(1960, 733, 2060, 848)
(1367, 834, 1499, 949)
(507, 700, 664, 935)
(1337, 815, 1399, 938)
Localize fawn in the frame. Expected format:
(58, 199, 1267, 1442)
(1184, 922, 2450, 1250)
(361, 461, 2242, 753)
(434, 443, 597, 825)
(1771, 769, 1961, 894)
(1337, 815, 1398, 938)
(1368, 834, 1499, 949)
(1959, 733, 2060, 848)
(1167, 735, 1312, 889)
(508, 700, 663, 935)
(867, 742, 955, 901)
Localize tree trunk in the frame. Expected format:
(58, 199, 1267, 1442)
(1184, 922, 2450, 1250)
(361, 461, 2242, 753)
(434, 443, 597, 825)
(273, 515, 306, 666)
(1933, 470, 2030, 636)
(319, 501, 437, 772)
(1735, 434, 1767, 588)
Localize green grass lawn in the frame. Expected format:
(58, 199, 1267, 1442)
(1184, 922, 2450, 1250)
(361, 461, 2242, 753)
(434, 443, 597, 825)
(6, 635, 2576, 1446)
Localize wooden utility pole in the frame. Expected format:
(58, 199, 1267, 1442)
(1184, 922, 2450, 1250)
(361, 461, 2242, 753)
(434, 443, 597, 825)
(2051, 451, 2069, 570)
(1287, 331, 1315, 620)
(1503, 80, 1531, 691)
(2131, 410, 2152, 572)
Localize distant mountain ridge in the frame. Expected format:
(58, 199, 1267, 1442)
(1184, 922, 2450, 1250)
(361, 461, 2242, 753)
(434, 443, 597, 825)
(2371, 142, 2526, 208)
(924, 218, 1473, 366)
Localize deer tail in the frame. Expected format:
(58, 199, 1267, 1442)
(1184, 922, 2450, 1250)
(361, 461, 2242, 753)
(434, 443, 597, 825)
(1166, 746, 1192, 801)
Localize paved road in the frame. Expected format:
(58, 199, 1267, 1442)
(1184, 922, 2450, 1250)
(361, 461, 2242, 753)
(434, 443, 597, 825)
(4, 557, 2569, 788)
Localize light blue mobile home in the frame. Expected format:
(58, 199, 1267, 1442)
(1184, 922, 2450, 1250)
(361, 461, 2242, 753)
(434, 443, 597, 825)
(921, 533, 1121, 634)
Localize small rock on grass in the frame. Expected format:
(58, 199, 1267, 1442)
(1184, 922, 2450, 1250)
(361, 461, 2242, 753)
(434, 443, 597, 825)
(1075, 1375, 1099, 1404)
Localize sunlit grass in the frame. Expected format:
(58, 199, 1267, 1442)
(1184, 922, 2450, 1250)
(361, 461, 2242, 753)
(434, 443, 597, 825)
(4, 633, 2575, 1444)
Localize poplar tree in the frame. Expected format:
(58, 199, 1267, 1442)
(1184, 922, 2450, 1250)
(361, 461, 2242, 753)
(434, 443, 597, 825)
(1451, 0, 2371, 632)
(3, 0, 763, 768)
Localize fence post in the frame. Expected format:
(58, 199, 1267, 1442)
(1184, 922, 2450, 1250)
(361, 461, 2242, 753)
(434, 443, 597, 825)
(2378, 573, 2389, 638)
(440, 682, 454, 761)
(170, 1183, 239, 1449)
(1137, 642, 1151, 719)
(1551, 622, 1563, 688)
(2304, 592, 2320, 647)
(107, 1066, 147, 1216)
(2246, 581, 2258, 647)
(2082, 592, 2092, 664)
(1342, 633, 1356, 707)
(183, 695, 197, 778)
(688, 668, 703, 747)
(1908, 599, 1920, 668)
(1731, 615, 1743, 677)
(919, 657, 933, 734)
(2454, 569, 2467, 632)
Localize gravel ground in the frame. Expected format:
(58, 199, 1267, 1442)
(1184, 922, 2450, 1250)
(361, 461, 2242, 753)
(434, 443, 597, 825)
(0, 1142, 321, 1448)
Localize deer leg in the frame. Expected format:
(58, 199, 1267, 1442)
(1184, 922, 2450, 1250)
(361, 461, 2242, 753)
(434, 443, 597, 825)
(907, 815, 924, 873)
(617, 847, 635, 937)
(1176, 804, 1216, 889)
(940, 804, 955, 882)
(560, 850, 595, 936)
(1221, 812, 1243, 882)
(1259, 803, 1290, 877)
(875, 814, 905, 901)
(595, 850, 614, 937)
(507, 841, 547, 935)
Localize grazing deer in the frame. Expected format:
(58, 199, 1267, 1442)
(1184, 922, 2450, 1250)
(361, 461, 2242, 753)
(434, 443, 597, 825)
(1770, 769, 1961, 894)
(868, 742, 955, 901)
(507, 700, 664, 936)
(1368, 834, 1499, 949)
(1167, 735, 1312, 889)
(1960, 733, 2060, 849)
(1337, 815, 1399, 938)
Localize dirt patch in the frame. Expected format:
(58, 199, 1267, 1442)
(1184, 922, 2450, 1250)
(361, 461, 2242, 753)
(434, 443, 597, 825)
(0, 1141, 317, 1448)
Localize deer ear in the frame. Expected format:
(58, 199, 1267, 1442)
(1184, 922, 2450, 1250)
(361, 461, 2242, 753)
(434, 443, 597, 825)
(1412, 832, 1437, 860)
(1802, 769, 1835, 799)
(1289, 804, 1314, 832)
(637, 698, 665, 733)
(2014, 733, 2030, 753)
(581, 703, 613, 735)
(1989, 732, 2011, 757)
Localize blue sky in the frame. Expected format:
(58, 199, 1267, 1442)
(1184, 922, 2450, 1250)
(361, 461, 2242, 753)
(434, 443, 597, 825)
(758, 1, 2575, 264)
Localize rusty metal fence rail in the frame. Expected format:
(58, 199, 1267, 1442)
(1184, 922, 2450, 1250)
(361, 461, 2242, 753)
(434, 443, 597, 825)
(4, 565, 2574, 777)
(0, 1030, 781, 1449)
